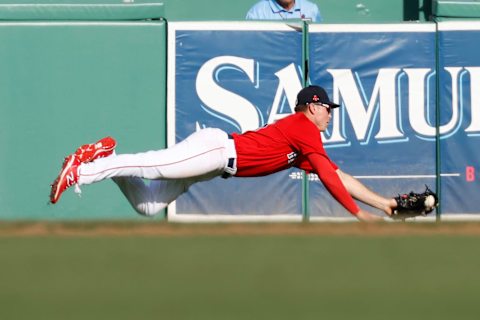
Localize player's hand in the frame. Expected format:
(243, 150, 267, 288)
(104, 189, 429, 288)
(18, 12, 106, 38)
(382, 198, 397, 217)
(356, 209, 384, 222)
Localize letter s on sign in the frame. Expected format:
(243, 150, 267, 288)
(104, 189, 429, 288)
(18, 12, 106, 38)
(196, 56, 260, 132)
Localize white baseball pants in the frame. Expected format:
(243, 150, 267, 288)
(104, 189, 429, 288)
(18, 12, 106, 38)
(77, 128, 237, 216)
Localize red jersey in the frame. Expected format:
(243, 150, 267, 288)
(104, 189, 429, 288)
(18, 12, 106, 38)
(231, 112, 359, 215)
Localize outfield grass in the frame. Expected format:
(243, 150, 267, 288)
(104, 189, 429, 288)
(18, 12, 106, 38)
(0, 228, 479, 320)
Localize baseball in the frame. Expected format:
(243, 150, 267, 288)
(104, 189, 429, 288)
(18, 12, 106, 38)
(424, 195, 436, 208)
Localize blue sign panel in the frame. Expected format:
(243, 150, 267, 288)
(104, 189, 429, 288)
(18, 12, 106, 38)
(308, 24, 437, 217)
(167, 22, 479, 220)
(168, 22, 304, 220)
(438, 22, 480, 215)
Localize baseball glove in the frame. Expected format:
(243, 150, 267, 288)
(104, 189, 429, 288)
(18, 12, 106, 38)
(392, 185, 438, 220)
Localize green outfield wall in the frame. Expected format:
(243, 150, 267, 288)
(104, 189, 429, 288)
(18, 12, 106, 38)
(0, 0, 433, 22)
(0, 4, 167, 220)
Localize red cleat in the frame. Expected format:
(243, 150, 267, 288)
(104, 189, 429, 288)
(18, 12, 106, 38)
(50, 155, 80, 204)
(50, 137, 116, 204)
(74, 136, 116, 164)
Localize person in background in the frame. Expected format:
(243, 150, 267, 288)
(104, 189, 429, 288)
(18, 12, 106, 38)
(246, 0, 322, 22)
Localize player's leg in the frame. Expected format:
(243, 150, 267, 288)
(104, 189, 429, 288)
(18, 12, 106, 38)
(50, 128, 236, 204)
(111, 140, 226, 215)
(112, 173, 216, 216)
(111, 148, 225, 216)
(77, 128, 234, 185)
(111, 177, 188, 216)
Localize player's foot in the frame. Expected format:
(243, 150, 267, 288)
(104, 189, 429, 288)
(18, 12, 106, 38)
(49, 137, 115, 204)
(75, 136, 116, 163)
(50, 154, 79, 204)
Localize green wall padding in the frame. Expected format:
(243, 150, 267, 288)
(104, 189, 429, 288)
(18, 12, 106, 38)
(0, 20, 167, 220)
(0, 3, 164, 20)
(0, 0, 432, 22)
(434, 0, 480, 18)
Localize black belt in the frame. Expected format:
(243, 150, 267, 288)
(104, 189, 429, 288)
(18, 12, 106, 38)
(222, 134, 235, 178)
(222, 157, 236, 179)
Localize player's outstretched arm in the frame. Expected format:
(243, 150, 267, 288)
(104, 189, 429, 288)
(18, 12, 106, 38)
(336, 169, 396, 217)
(356, 209, 385, 222)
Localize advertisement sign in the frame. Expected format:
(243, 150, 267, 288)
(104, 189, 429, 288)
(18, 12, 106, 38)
(308, 24, 438, 217)
(167, 22, 304, 221)
(438, 21, 480, 216)
(167, 21, 480, 221)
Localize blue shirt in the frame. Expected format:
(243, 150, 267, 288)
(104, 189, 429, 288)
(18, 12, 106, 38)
(246, 0, 322, 22)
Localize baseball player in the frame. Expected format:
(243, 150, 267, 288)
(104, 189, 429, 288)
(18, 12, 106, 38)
(50, 86, 437, 221)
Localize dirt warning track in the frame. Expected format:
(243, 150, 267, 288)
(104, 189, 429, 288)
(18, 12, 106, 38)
(2, 221, 480, 237)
